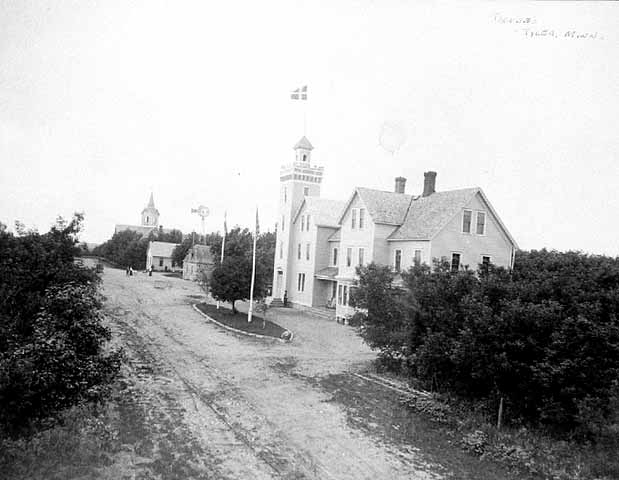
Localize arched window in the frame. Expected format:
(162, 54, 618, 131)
(302, 154, 307, 162)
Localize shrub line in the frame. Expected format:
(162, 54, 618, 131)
(192, 304, 294, 343)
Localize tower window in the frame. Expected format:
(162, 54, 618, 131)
(302, 154, 307, 162)
(146, 216, 149, 223)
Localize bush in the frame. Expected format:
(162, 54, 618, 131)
(0, 215, 122, 436)
(355, 251, 619, 435)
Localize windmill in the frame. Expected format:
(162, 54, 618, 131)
(191, 205, 210, 243)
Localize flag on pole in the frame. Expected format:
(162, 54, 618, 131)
(290, 85, 308, 100)
(247, 207, 259, 323)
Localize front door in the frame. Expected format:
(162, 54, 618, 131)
(276, 271, 283, 298)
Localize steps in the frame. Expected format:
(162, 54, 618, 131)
(269, 298, 285, 308)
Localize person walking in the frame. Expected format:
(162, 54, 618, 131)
(129, 266, 134, 276)
(149, 265, 153, 277)
(126, 266, 130, 276)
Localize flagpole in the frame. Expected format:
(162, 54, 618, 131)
(217, 211, 227, 310)
(248, 207, 258, 323)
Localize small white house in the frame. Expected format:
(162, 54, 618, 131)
(146, 241, 180, 272)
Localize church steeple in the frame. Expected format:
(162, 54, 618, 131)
(141, 192, 160, 227)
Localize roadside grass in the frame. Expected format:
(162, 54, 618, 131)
(368, 367, 619, 480)
(196, 303, 289, 339)
(0, 400, 120, 480)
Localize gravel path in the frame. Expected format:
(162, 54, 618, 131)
(99, 266, 447, 479)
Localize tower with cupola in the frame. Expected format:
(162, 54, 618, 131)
(272, 136, 323, 301)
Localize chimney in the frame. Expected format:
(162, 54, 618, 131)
(423, 171, 437, 197)
(394, 176, 407, 194)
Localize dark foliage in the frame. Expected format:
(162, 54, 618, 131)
(0, 214, 122, 436)
(92, 230, 148, 269)
(208, 228, 275, 313)
(354, 250, 619, 435)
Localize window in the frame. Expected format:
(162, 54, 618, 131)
(346, 248, 352, 267)
(414, 249, 421, 266)
(481, 255, 491, 270)
(359, 208, 365, 229)
(394, 249, 402, 272)
(338, 284, 343, 305)
(302, 154, 307, 162)
(343, 285, 348, 306)
(451, 253, 461, 272)
(279, 242, 283, 259)
(303, 186, 310, 196)
(284, 187, 287, 203)
(476, 211, 486, 235)
(462, 210, 472, 233)
(297, 273, 306, 292)
(146, 216, 149, 223)
(159, 258, 163, 267)
(358, 247, 364, 266)
(282, 215, 285, 231)
(306, 214, 310, 228)
(301, 215, 305, 231)
(351, 209, 357, 229)
(306, 243, 310, 261)
(333, 247, 338, 266)
(297, 243, 301, 260)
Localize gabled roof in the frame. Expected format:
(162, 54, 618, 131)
(149, 241, 179, 258)
(292, 197, 346, 228)
(294, 136, 314, 150)
(184, 244, 214, 264)
(388, 188, 478, 240)
(387, 187, 518, 248)
(338, 188, 413, 225)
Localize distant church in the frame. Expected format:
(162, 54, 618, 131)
(115, 193, 172, 237)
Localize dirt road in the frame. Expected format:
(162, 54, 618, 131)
(99, 266, 513, 480)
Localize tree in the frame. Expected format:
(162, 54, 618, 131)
(356, 252, 619, 435)
(207, 227, 272, 314)
(0, 214, 121, 435)
(92, 230, 148, 269)
(210, 256, 255, 314)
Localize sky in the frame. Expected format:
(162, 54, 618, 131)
(1, 0, 618, 255)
